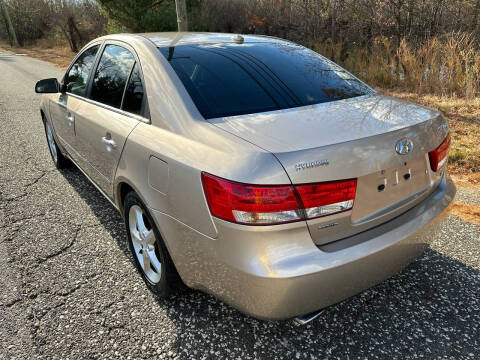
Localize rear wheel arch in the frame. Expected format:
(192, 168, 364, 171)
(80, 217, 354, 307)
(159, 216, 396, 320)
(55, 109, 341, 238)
(116, 180, 150, 216)
(117, 181, 135, 215)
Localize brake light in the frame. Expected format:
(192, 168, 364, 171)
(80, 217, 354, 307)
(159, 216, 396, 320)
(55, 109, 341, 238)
(201, 173, 357, 225)
(428, 134, 451, 172)
(201, 173, 302, 225)
(296, 179, 357, 219)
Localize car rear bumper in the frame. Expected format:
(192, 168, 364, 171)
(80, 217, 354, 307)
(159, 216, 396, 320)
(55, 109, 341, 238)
(151, 175, 455, 320)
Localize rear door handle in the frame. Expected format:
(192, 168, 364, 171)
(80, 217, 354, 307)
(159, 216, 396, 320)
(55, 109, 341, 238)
(66, 113, 75, 126)
(102, 136, 117, 151)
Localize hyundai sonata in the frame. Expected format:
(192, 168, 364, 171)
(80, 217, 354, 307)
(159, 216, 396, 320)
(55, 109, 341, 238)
(35, 33, 455, 322)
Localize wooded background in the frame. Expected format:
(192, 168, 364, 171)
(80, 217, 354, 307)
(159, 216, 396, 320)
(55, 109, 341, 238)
(1, 0, 479, 97)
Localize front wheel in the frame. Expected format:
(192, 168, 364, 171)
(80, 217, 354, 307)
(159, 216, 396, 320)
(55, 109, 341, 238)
(124, 192, 183, 297)
(44, 120, 69, 169)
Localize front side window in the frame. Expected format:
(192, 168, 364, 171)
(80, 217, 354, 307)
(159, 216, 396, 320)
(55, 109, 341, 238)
(65, 45, 100, 97)
(122, 63, 145, 116)
(91, 45, 136, 109)
(159, 42, 374, 119)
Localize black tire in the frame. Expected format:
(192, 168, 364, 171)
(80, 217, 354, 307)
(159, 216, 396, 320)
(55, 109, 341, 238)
(124, 191, 183, 297)
(43, 119, 69, 169)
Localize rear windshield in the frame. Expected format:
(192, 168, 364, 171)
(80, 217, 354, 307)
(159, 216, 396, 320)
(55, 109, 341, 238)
(159, 42, 373, 119)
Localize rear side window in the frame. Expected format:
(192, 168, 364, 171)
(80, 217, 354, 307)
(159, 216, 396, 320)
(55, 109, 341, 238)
(91, 45, 136, 109)
(122, 63, 145, 116)
(159, 42, 373, 119)
(65, 45, 99, 97)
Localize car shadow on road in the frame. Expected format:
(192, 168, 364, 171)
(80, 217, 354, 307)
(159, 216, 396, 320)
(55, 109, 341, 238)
(61, 166, 480, 359)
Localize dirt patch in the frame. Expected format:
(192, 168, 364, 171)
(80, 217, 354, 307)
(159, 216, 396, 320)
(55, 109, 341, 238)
(0, 42, 74, 70)
(450, 202, 480, 226)
(451, 174, 480, 188)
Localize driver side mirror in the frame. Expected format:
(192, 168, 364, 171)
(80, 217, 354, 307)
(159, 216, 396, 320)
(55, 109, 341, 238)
(35, 78, 60, 94)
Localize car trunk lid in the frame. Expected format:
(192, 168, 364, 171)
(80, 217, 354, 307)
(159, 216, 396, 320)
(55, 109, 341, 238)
(209, 94, 449, 245)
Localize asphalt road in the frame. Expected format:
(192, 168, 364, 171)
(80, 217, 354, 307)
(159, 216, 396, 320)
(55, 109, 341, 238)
(0, 51, 479, 360)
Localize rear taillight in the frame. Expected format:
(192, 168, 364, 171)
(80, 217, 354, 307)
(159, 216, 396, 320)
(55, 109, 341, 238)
(296, 179, 357, 220)
(201, 173, 357, 225)
(428, 134, 451, 172)
(201, 173, 302, 225)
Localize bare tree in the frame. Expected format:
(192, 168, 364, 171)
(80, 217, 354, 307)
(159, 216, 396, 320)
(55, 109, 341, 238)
(175, 0, 188, 31)
(0, 0, 19, 46)
(48, 0, 82, 52)
(47, 0, 105, 53)
(472, 0, 480, 31)
(330, 0, 336, 42)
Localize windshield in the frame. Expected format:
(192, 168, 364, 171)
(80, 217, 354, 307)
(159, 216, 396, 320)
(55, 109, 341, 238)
(159, 41, 374, 119)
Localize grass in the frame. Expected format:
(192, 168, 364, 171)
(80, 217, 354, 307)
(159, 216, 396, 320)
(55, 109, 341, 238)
(316, 34, 480, 98)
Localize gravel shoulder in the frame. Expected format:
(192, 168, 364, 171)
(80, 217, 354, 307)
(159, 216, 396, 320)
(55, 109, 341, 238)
(0, 53, 479, 360)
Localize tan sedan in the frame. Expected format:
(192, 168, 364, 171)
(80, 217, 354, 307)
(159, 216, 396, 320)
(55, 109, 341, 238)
(35, 33, 455, 323)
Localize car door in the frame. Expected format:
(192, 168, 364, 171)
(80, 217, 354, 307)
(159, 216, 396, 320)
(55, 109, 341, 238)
(48, 44, 101, 155)
(70, 42, 148, 199)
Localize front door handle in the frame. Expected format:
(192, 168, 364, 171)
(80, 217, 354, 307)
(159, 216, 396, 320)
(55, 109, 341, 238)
(66, 113, 75, 126)
(102, 135, 117, 151)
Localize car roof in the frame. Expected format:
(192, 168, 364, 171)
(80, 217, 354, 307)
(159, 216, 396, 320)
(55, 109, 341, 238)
(136, 32, 288, 47)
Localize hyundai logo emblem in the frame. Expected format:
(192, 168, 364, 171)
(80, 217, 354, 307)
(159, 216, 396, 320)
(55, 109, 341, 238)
(395, 138, 413, 155)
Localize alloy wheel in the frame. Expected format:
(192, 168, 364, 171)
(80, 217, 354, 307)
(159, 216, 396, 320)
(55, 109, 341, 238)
(129, 205, 162, 284)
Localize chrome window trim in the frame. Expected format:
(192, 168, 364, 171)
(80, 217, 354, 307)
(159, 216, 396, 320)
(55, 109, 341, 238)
(120, 62, 136, 110)
(63, 41, 104, 94)
(62, 38, 151, 123)
(88, 40, 151, 121)
(66, 92, 150, 124)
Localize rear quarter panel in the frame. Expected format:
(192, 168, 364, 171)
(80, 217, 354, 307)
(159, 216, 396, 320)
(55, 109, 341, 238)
(115, 120, 291, 240)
